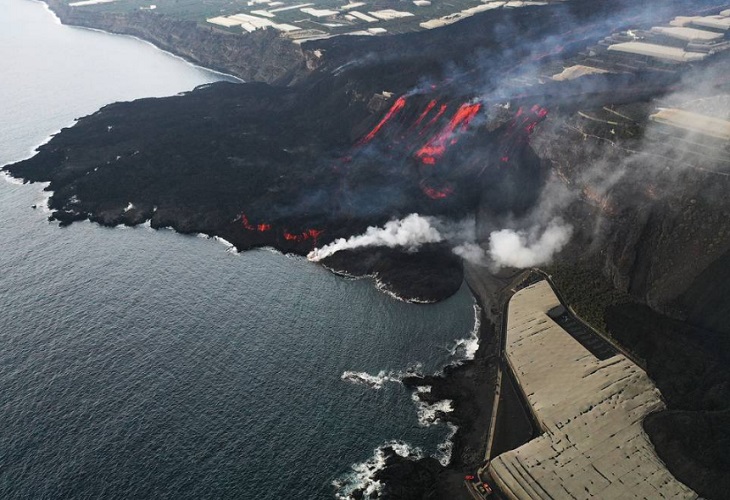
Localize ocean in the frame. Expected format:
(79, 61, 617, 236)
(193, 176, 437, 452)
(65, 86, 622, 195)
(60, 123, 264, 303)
(0, 1, 478, 498)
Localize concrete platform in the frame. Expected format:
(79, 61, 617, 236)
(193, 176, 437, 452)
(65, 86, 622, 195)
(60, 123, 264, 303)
(488, 281, 696, 499)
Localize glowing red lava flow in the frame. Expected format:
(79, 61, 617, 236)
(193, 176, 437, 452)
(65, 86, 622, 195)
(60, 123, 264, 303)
(283, 228, 324, 246)
(419, 104, 448, 136)
(420, 180, 454, 199)
(412, 99, 438, 128)
(356, 96, 407, 146)
(498, 105, 549, 166)
(241, 214, 272, 232)
(415, 102, 482, 165)
(243, 213, 323, 246)
(505, 105, 548, 136)
(524, 104, 548, 134)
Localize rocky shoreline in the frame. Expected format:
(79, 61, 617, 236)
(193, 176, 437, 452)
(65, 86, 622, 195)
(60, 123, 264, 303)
(10, 1, 730, 497)
(355, 266, 522, 499)
(320, 245, 464, 304)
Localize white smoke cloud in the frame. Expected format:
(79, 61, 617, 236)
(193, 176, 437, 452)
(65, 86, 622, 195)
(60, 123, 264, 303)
(307, 212, 572, 270)
(308, 213, 443, 261)
(488, 218, 572, 269)
(452, 242, 488, 264)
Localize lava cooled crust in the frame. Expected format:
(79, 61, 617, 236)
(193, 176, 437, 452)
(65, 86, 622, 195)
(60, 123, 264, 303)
(6, 0, 700, 302)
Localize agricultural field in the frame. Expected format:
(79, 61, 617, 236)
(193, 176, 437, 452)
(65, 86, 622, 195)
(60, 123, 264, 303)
(62, 0, 554, 40)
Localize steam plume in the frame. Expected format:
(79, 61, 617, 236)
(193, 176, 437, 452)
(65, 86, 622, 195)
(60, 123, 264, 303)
(452, 242, 488, 264)
(308, 213, 443, 261)
(488, 218, 572, 268)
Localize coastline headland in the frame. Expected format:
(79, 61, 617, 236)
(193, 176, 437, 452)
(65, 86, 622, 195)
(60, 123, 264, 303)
(41, 0, 309, 84)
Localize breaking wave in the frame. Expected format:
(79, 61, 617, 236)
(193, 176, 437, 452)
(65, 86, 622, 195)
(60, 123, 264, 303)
(212, 235, 238, 254)
(340, 299, 480, 472)
(341, 370, 399, 389)
(0, 171, 25, 186)
(333, 441, 424, 499)
(192, 233, 240, 254)
(411, 386, 454, 427)
(434, 422, 458, 466)
(375, 277, 434, 304)
(409, 386, 459, 466)
(448, 302, 481, 363)
(341, 363, 423, 389)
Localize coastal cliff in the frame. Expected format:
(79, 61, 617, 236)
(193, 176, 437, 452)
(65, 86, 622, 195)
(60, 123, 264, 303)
(524, 102, 730, 497)
(43, 0, 308, 83)
(527, 93, 730, 334)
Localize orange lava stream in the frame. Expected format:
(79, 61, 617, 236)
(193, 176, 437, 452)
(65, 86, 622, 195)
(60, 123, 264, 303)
(415, 102, 482, 165)
(357, 96, 407, 146)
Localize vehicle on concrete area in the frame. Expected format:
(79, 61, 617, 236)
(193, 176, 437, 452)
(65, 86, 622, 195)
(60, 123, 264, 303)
(465, 474, 493, 497)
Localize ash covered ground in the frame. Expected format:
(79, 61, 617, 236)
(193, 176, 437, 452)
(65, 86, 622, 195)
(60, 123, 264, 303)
(6, 0, 730, 496)
(10, 0, 716, 299)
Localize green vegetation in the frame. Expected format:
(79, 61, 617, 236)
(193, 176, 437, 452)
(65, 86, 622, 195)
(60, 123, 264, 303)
(68, 0, 241, 21)
(62, 0, 552, 36)
(544, 263, 634, 335)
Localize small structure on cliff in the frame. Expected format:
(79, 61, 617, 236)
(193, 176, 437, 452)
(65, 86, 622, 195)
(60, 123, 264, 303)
(649, 108, 730, 142)
(607, 41, 708, 62)
(488, 281, 696, 499)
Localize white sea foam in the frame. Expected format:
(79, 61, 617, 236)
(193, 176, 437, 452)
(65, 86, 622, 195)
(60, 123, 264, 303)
(411, 386, 454, 427)
(37, 0, 62, 24)
(409, 387, 458, 466)
(192, 233, 239, 254)
(319, 266, 433, 303)
(374, 276, 433, 304)
(341, 370, 396, 389)
(261, 246, 284, 255)
(341, 363, 423, 389)
(34, 183, 54, 215)
(259, 246, 307, 260)
(213, 236, 239, 254)
(1, 112, 76, 226)
(339, 300, 480, 473)
(333, 440, 424, 499)
(448, 302, 481, 363)
(434, 422, 458, 466)
(1, 118, 77, 187)
(0, 171, 25, 186)
(319, 262, 361, 280)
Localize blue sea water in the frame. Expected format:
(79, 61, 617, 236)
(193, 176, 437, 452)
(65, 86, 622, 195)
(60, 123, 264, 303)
(0, 1, 478, 498)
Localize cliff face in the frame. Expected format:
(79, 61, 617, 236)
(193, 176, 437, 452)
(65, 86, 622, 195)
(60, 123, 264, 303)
(44, 0, 308, 84)
(602, 200, 730, 319)
(525, 90, 730, 335)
